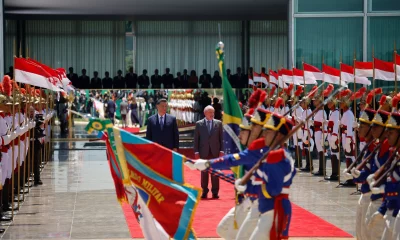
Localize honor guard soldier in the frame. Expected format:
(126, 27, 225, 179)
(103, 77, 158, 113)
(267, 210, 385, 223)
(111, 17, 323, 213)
(326, 90, 341, 181)
(239, 113, 295, 239)
(289, 86, 304, 168)
(300, 86, 316, 172)
(311, 84, 333, 176)
(343, 91, 377, 239)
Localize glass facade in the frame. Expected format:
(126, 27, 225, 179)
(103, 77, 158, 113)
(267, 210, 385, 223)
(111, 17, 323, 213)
(293, 0, 400, 92)
(296, 0, 363, 13)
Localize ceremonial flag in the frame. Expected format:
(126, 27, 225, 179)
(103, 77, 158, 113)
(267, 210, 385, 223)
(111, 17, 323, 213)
(355, 61, 373, 78)
(216, 42, 244, 179)
(248, 73, 255, 86)
(276, 70, 289, 88)
(14, 57, 54, 90)
(96, 130, 169, 240)
(28, 59, 64, 90)
(322, 64, 348, 87)
(293, 68, 304, 85)
(340, 63, 371, 86)
(269, 70, 279, 86)
(253, 72, 269, 86)
(303, 63, 321, 84)
(374, 58, 395, 81)
(86, 119, 199, 240)
(280, 68, 293, 83)
(56, 68, 75, 93)
(396, 53, 400, 80)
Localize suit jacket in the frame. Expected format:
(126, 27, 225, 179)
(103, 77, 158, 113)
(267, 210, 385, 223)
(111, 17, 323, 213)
(199, 74, 212, 88)
(151, 75, 162, 88)
(90, 77, 102, 89)
(146, 113, 179, 150)
(162, 74, 174, 88)
(194, 118, 223, 159)
(138, 75, 150, 88)
(102, 77, 113, 89)
(78, 75, 90, 89)
(106, 100, 116, 115)
(125, 73, 138, 88)
(120, 101, 128, 115)
(113, 76, 126, 89)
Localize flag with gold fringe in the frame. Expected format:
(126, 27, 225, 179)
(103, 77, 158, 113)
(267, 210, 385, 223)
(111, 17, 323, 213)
(86, 119, 200, 240)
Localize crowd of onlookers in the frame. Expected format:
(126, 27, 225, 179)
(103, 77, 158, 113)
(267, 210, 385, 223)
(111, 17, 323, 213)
(65, 66, 252, 89)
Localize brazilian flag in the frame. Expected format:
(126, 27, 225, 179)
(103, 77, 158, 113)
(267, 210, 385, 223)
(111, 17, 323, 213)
(216, 42, 244, 179)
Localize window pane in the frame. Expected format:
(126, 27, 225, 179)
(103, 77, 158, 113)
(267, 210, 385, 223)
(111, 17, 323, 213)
(126, 21, 132, 32)
(296, 0, 363, 13)
(125, 36, 133, 72)
(368, 16, 400, 92)
(295, 18, 363, 69)
(370, 0, 400, 12)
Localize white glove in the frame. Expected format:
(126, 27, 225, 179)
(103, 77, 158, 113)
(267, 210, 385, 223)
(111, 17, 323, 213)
(344, 172, 354, 181)
(15, 126, 21, 136)
(351, 168, 361, 178)
(194, 159, 209, 171)
(345, 137, 352, 153)
(18, 125, 26, 136)
(1, 134, 11, 145)
(367, 174, 375, 185)
(371, 185, 385, 195)
(329, 135, 338, 149)
(353, 121, 359, 129)
(235, 179, 247, 193)
(367, 211, 384, 228)
(184, 161, 196, 171)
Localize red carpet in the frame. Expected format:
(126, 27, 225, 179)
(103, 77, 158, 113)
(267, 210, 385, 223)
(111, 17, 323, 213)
(121, 149, 352, 238)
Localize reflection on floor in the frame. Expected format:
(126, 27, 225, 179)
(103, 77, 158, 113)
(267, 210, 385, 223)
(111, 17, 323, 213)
(0, 125, 358, 239)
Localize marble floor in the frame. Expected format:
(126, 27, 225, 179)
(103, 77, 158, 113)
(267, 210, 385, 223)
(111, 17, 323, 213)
(0, 125, 358, 240)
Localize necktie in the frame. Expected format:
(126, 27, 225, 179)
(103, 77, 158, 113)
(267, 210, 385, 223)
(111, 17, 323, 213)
(160, 116, 164, 130)
(208, 120, 212, 133)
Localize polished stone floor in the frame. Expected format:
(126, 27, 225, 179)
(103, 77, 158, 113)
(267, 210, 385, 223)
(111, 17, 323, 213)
(0, 124, 358, 239)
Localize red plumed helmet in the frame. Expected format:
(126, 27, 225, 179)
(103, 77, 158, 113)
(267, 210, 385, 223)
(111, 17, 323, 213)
(323, 84, 334, 97)
(248, 108, 255, 116)
(274, 97, 284, 109)
(373, 88, 383, 95)
(308, 86, 318, 98)
(339, 89, 352, 98)
(269, 86, 276, 97)
(392, 96, 400, 108)
(350, 86, 367, 101)
(3, 75, 12, 97)
(259, 91, 267, 103)
(35, 89, 41, 97)
(294, 86, 303, 97)
(359, 87, 367, 94)
(248, 89, 262, 108)
(0, 83, 3, 93)
(366, 92, 374, 105)
(285, 83, 294, 95)
(20, 88, 26, 95)
(379, 95, 387, 106)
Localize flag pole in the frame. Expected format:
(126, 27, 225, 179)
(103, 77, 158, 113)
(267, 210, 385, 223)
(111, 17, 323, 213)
(394, 41, 397, 93)
(338, 52, 343, 186)
(321, 55, 326, 179)
(16, 49, 23, 208)
(302, 58, 312, 174)
(293, 65, 301, 169)
(11, 52, 16, 219)
(353, 51, 359, 193)
(372, 46, 376, 110)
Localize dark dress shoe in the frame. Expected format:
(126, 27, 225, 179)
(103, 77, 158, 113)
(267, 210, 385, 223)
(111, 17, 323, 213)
(0, 228, 5, 233)
(34, 180, 43, 186)
(201, 194, 207, 199)
(340, 180, 356, 187)
(312, 171, 324, 176)
(212, 195, 219, 199)
(0, 216, 12, 221)
(325, 175, 339, 181)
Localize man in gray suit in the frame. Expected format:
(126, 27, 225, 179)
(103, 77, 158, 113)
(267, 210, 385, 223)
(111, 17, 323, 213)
(120, 97, 128, 128)
(194, 105, 224, 199)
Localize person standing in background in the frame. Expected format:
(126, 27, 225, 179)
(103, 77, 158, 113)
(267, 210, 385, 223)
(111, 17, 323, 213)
(125, 67, 138, 89)
(151, 69, 162, 89)
(188, 70, 198, 89)
(211, 71, 222, 88)
(102, 71, 113, 89)
(193, 105, 223, 199)
(119, 97, 128, 128)
(138, 69, 150, 89)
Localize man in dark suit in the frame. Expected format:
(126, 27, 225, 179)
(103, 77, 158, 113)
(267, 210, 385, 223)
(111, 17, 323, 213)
(174, 72, 182, 88)
(146, 99, 179, 151)
(79, 69, 90, 89)
(105, 97, 116, 124)
(194, 105, 223, 199)
(162, 68, 174, 89)
(102, 71, 113, 89)
(181, 69, 189, 88)
(151, 69, 162, 89)
(226, 69, 234, 88)
(113, 70, 125, 89)
(233, 67, 246, 88)
(125, 67, 138, 89)
(67, 67, 79, 88)
(138, 69, 150, 89)
(90, 71, 102, 89)
(211, 70, 222, 88)
(199, 69, 212, 88)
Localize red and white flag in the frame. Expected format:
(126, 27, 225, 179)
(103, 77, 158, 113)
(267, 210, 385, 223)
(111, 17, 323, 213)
(340, 63, 371, 86)
(374, 58, 395, 81)
(355, 61, 373, 78)
(280, 68, 293, 83)
(14, 58, 54, 90)
(56, 68, 76, 93)
(395, 53, 400, 80)
(26, 59, 64, 91)
(276, 70, 288, 88)
(322, 64, 347, 87)
(303, 63, 321, 85)
(293, 68, 304, 85)
(248, 74, 255, 86)
(269, 70, 279, 86)
(253, 72, 269, 86)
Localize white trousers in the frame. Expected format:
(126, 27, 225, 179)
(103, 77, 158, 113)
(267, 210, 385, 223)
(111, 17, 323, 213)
(315, 131, 324, 152)
(382, 210, 396, 240)
(1, 151, 8, 185)
(356, 192, 371, 240)
(236, 200, 260, 240)
(217, 201, 249, 240)
(249, 210, 274, 240)
(365, 199, 386, 240)
(392, 212, 400, 240)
